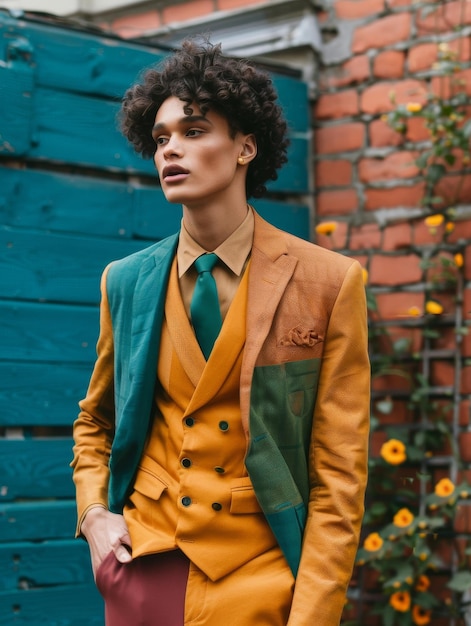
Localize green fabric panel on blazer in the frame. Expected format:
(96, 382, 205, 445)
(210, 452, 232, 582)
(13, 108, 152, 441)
(245, 358, 321, 574)
(106, 233, 179, 512)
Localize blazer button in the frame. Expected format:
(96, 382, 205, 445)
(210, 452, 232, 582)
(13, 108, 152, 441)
(214, 466, 225, 474)
(185, 417, 195, 427)
(181, 496, 192, 507)
(212, 502, 222, 511)
(218, 420, 229, 432)
(181, 458, 192, 468)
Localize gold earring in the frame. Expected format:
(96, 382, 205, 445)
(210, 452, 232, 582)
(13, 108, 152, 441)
(238, 157, 245, 165)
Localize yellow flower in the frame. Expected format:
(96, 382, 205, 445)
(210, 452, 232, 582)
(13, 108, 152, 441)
(435, 478, 455, 497)
(390, 591, 411, 612)
(364, 532, 383, 552)
(362, 268, 368, 285)
(455, 253, 464, 267)
(425, 301, 443, 315)
(438, 42, 449, 52)
(393, 580, 401, 589)
(393, 508, 414, 528)
(415, 575, 431, 592)
(461, 490, 469, 499)
(315, 221, 337, 236)
(445, 222, 455, 233)
(406, 102, 423, 113)
(408, 305, 422, 317)
(412, 605, 432, 625)
(381, 439, 407, 465)
(418, 521, 427, 529)
(405, 576, 413, 585)
(424, 213, 444, 228)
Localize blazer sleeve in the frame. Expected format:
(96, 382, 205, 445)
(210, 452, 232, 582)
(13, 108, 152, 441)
(287, 260, 370, 626)
(70, 264, 115, 535)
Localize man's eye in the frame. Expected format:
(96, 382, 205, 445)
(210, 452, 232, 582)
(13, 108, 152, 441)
(154, 136, 168, 146)
(187, 129, 203, 137)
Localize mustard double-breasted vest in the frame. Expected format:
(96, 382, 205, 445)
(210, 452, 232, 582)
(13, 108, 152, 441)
(124, 258, 277, 580)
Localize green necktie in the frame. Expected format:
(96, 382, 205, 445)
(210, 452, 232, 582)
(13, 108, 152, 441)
(190, 253, 223, 359)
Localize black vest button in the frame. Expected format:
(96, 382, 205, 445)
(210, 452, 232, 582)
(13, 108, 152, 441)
(181, 458, 192, 468)
(181, 496, 192, 507)
(212, 502, 222, 511)
(214, 466, 225, 474)
(185, 417, 195, 427)
(218, 420, 229, 431)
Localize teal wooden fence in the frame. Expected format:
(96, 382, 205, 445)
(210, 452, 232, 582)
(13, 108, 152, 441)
(0, 9, 310, 624)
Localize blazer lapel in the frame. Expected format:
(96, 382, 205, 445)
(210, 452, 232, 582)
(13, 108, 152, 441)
(239, 213, 298, 436)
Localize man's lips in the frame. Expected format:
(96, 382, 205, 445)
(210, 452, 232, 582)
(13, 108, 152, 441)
(162, 165, 189, 181)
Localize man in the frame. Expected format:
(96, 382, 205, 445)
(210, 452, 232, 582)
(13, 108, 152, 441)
(71, 39, 370, 626)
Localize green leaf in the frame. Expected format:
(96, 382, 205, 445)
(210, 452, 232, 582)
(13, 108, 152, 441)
(416, 151, 431, 169)
(426, 163, 447, 184)
(462, 119, 471, 138)
(447, 570, 471, 592)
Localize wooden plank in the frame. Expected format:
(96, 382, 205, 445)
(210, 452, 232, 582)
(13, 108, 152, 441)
(269, 136, 310, 194)
(0, 362, 90, 427)
(0, 12, 165, 98)
(0, 64, 34, 156)
(0, 439, 74, 502)
(255, 200, 310, 240)
(28, 85, 152, 174)
(0, 167, 134, 238)
(0, 166, 308, 242)
(0, 539, 93, 591)
(0, 501, 78, 542)
(0, 301, 98, 363)
(0, 584, 103, 625)
(0, 225, 146, 304)
(26, 85, 309, 188)
(273, 75, 310, 133)
(132, 191, 310, 240)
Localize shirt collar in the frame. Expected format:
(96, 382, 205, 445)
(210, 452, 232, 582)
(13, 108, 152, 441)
(177, 207, 254, 277)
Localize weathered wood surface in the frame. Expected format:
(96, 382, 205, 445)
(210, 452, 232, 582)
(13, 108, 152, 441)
(0, 439, 75, 502)
(0, 584, 103, 625)
(0, 363, 89, 427)
(0, 301, 98, 363)
(0, 13, 310, 191)
(0, 540, 93, 590)
(0, 501, 78, 542)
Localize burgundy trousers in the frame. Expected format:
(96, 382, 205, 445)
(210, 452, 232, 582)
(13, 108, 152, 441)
(96, 549, 190, 626)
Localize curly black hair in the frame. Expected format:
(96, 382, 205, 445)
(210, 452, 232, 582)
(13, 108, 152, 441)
(120, 39, 289, 198)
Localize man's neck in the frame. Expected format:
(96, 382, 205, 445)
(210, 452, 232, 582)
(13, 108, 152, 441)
(182, 201, 249, 251)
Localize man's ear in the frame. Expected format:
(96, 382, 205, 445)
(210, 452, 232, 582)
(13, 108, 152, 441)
(239, 134, 257, 163)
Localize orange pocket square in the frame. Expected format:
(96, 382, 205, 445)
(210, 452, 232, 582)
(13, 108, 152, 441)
(278, 326, 324, 347)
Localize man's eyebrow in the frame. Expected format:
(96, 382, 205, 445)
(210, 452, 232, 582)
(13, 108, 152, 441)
(152, 115, 213, 132)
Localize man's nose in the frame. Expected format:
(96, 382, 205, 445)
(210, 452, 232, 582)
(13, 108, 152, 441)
(163, 135, 182, 157)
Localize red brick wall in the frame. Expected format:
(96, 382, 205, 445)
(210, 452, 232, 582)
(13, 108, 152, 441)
(105, 0, 267, 37)
(315, 0, 471, 469)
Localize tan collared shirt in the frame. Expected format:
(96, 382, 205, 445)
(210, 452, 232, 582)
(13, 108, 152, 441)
(177, 208, 254, 322)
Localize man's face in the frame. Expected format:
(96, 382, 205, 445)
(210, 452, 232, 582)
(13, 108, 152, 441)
(152, 96, 248, 208)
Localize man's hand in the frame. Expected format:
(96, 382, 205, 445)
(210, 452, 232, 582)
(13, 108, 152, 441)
(81, 506, 132, 578)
